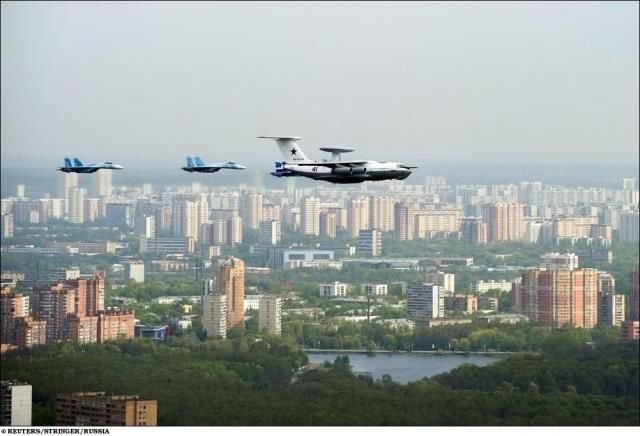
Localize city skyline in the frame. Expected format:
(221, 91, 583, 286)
(2, 2, 639, 166)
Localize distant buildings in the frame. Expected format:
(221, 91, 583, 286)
(407, 283, 444, 321)
(301, 197, 320, 236)
(598, 293, 625, 327)
(362, 283, 387, 296)
(518, 268, 598, 329)
(1, 213, 14, 238)
(126, 260, 145, 283)
(135, 325, 170, 341)
(1, 272, 134, 349)
(217, 257, 245, 331)
(0, 380, 32, 426)
(539, 253, 579, 270)
(56, 392, 157, 426)
(202, 294, 227, 338)
(258, 295, 282, 335)
(618, 210, 639, 242)
(319, 282, 347, 298)
(621, 321, 639, 341)
(201, 257, 245, 338)
(394, 202, 414, 241)
(259, 220, 281, 245)
(241, 192, 263, 230)
(0, 287, 28, 344)
(470, 280, 513, 295)
(425, 272, 455, 296)
(358, 229, 382, 257)
(629, 266, 639, 322)
(482, 203, 523, 242)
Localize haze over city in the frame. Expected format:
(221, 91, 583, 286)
(1, 1, 639, 429)
(1, 1, 638, 168)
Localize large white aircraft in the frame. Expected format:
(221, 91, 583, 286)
(259, 136, 416, 184)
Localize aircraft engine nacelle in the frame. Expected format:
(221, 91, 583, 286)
(332, 166, 366, 175)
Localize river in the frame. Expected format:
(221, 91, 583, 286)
(306, 352, 502, 384)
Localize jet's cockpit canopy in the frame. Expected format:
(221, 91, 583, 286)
(319, 146, 355, 162)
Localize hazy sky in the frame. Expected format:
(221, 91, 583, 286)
(1, 1, 638, 167)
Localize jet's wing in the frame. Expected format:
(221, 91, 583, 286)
(294, 160, 368, 168)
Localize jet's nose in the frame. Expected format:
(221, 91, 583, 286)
(113, 164, 124, 170)
(236, 164, 247, 170)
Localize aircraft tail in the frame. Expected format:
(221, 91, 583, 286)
(258, 136, 311, 163)
(63, 158, 73, 169)
(186, 157, 195, 168)
(73, 158, 84, 167)
(194, 156, 205, 167)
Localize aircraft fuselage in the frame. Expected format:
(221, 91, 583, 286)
(272, 160, 412, 184)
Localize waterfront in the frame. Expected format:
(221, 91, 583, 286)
(306, 352, 502, 384)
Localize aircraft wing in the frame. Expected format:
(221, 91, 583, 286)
(200, 166, 222, 173)
(294, 161, 368, 168)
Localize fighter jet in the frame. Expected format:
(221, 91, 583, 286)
(58, 158, 124, 173)
(259, 136, 416, 184)
(181, 156, 247, 173)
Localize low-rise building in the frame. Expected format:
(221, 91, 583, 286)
(319, 282, 348, 298)
(362, 283, 387, 296)
(621, 321, 639, 341)
(444, 295, 477, 314)
(56, 392, 157, 426)
(470, 280, 513, 294)
(134, 325, 170, 341)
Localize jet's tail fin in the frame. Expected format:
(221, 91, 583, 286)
(258, 136, 311, 162)
(186, 157, 195, 167)
(63, 158, 73, 169)
(194, 157, 205, 167)
(73, 158, 84, 167)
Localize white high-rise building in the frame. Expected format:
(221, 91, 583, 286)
(202, 294, 227, 339)
(91, 170, 112, 197)
(0, 381, 32, 426)
(301, 197, 320, 236)
(1, 213, 14, 238)
(68, 187, 86, 224)
(258, 295, 282, 335)
(15, 185, 25, 198)
(407, 283, 444, 321)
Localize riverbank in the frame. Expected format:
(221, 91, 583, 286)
(302, 348, 516, 357)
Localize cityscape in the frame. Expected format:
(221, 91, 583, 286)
(1, 0, 638, 429)
(1, 168, 638, 425)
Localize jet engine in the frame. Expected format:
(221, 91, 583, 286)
(332, 166, 366, 175)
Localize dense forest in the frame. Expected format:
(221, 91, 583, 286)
(1, 329, 638, 426)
